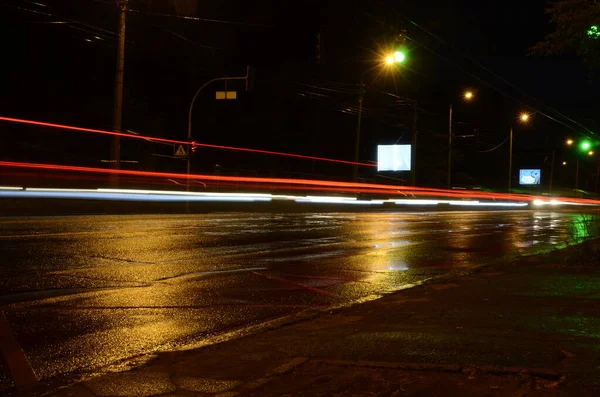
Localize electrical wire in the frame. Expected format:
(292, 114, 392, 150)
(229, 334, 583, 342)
(295, 82, 359, 94)
(0, 116, 377, 168)
(156, 26, 220, 50)
(393, 9, 598, 139)
(125, 8, 274, 28)
(477, 136, 510, 153)
(3, 2, 121, 42)
(359, 7, 598, 139)
(404, 34, 589, 136)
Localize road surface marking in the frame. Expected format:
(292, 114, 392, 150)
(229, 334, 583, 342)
(0, 311, 37, 391)
(252, 272, 336, 297)
(157, 267, 267, 282)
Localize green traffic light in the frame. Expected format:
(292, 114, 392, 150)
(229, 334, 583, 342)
(580, 141, 591, 151)
(588, 25, 600, 39)
(393, 51, 406, 63)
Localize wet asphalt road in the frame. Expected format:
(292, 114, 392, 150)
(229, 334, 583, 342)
(0, 210, 596, 390)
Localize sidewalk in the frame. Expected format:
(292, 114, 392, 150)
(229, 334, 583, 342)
(45, 247, 600, 396)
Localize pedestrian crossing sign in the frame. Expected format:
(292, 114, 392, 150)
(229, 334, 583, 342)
(175, 145, 187, 158)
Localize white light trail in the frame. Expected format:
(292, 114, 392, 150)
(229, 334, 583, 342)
(0, 188, 582, 208)
(0, 190, 271, 202)
(450, 201, 528, 207)
(533, 199, 598, 206)
(295, 198, 384, 205)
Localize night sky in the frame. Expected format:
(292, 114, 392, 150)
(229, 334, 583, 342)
(1, 0, 599, 190)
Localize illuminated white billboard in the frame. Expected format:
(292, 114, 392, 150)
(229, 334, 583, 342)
(519, 169, 541, 185)
(377, 145, 411, 171)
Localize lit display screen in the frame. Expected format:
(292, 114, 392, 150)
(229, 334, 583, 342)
(377, 145, 411, 171)
(519, 169, 541, 185)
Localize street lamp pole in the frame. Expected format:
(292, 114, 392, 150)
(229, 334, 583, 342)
(352, 51, 406, 182)
(187, 74, 248, 188)
(110, 0, 128, 187)
(596, 163, 600, 193)
(447, 104, 453, 189)
(575, 159, 580, 195)
(447, 91, 474, 190)
(411, 100, 418, 186)
(353, 75, 364, 182)
(549, 148, 555, 194)
(508, 127, 513, 193)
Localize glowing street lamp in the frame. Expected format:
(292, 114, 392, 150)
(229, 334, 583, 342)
(509, 112, 532, 193)
(448, 90, 476, 188)
(566, 139, 574, 146)
(562, 161, 567, 166)
(357, 49, 408, 181)
(589, 151, 595, 156)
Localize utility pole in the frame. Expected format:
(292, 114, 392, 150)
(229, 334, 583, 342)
(411, 100, 418, 186)
(508, 127, 513, 193)
(110, 0, 128, 186)
(353, 76, 364, 182)
(352, 74, 365, 182)
(447, 104, 453, 189)
(575, 159, 580, 195)
(549, 148, 555, 194)
(596, 163, 600, 193)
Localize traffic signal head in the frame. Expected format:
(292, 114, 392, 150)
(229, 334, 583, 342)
(394, 51, 406, 63)
(580, 141, 591, 151)
(384, 51, 406, 65)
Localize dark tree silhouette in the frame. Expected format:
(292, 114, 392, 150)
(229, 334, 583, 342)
(530, 0, 600, 71)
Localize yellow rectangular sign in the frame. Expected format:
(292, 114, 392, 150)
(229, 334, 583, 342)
(215, 91, 237, 100)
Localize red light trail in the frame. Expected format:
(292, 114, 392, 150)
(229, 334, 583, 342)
(0, 160, 468, 194)
(4, 160, 600, 205)
(0, 116, 189, 146)
(189, 142, 377, 167)
(0, 116, 376, 167)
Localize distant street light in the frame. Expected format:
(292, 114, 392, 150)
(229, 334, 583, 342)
(508, 113, 531, 193)
(447, 91, 475, 189)
(562, 161, 567, 166)
(385, 55, 394, 65)
(448, 90, 476, 189)
(589, 151, 595, 156)
(566, 138, 574, 146)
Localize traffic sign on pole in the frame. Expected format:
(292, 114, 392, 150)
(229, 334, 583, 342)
(215, 91, 237, 100)
(175, 145, 187, 158)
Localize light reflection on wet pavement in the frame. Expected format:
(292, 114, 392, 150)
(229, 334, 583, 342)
(0, 210, 596, 387)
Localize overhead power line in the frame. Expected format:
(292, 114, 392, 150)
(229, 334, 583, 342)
(125, 8, 274, 28)
(393, 10, 597, 139)
(358, 7, 597, 139)
(386, 8, 598, 139)
(477, 136, 509, 153)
